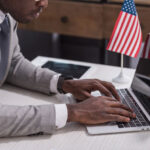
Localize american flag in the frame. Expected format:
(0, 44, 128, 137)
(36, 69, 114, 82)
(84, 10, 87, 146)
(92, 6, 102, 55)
(142, 33, 150, 59)
(106, 0, 142, 58)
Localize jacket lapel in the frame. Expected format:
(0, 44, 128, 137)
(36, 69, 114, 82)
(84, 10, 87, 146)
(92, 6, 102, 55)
(0, 14, 14, 86)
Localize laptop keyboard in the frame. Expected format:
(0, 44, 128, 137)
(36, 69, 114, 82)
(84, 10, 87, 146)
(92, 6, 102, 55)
(116, 89, 150, 128)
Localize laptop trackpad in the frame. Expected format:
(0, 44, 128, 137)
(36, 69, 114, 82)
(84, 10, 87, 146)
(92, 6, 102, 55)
(86, 122, 118, 135)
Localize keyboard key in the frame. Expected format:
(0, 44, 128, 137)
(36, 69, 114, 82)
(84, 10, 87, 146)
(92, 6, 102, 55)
(117, 124, 124, 128)
(124, 123, 130, 127)
(141, 122, 149, 126)
(135, 123, 142, 127)
(129, 121, 136, 127)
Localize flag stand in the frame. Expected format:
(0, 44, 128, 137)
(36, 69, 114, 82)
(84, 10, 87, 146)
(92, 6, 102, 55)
(112, 54, 130, 83)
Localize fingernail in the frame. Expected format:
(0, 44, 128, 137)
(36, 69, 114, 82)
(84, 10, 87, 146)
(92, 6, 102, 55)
(127, 118, 130, 122)
(133, 113, 136, 118)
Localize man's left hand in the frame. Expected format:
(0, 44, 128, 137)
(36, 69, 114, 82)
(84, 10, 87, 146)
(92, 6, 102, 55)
(62, 79, 120, 101)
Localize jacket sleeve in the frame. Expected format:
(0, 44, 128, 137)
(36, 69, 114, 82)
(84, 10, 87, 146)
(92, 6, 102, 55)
(1, 17, 57, 137)
(6, 22, 58, 95)
(0, 104, 56, 137)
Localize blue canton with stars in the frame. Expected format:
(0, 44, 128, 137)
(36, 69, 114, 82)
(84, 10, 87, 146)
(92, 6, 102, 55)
(121, 0, 137, 16)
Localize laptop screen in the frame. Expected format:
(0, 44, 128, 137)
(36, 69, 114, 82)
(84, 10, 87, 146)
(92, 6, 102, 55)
(131, 58, 150, 114)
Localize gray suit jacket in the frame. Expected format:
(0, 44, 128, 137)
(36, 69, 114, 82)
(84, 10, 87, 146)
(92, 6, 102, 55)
(0, 14, 58, 137)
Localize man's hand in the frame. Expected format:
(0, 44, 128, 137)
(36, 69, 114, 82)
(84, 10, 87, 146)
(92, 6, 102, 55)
(67, 96, 136, 125)
(62, 79, 120, 101)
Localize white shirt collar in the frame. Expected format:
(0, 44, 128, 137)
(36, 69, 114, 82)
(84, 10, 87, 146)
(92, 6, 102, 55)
(0, 10, 6, 24)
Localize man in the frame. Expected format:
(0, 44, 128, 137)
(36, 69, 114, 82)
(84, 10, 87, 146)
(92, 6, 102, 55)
(0, 0, 135, 137)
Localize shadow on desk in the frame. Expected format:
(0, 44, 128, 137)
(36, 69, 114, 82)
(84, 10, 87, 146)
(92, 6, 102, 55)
(0, 84, 85, 142)
(0, 123, 84, 144)
(0, 84, 76, 106)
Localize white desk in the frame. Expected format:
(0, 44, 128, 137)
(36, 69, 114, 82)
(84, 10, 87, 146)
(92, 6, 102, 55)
(0, 56, 150, 150)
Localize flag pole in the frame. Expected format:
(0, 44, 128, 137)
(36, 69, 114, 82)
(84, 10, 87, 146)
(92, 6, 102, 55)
(121, 53, 123, 73)
(112, 54, 130, 83)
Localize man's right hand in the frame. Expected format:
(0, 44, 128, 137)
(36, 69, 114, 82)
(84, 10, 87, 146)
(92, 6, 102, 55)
(67, 96, 136, 125)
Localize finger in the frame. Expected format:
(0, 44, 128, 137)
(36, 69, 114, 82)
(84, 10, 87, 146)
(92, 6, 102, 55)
(103, 82, 120, 101)
(109, 87, 120, 101)
(107, 114, 131, 122)
(76, 93, 93, 101)
(108, 102, 133, 112)
(106, 107, 136, 118)
(83, 91, 93, 98)
(101, 96, 117, 101)
(96, 84, 112, 98)
(96, 96, 117, 103)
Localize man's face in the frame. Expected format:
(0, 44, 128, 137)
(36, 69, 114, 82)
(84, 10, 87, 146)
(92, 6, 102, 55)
(0, 0, 48, 23)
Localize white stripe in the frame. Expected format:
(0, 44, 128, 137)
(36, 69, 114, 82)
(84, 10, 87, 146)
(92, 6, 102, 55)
(108, 12, 126, 50)
(145, 35, 150, 58)
(131, 27, 142, 57)
(117, 15, 135, 53)
(125, 19, 139, 55)
(122, 17, 138, 54)
(113, 13, 130, 52)
(127, 23, 140, 56)
(127, 22, 140, 56)
(132, 29, 141, 57)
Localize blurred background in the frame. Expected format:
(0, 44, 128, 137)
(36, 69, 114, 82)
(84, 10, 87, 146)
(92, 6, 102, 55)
(18, 0, 150, 68)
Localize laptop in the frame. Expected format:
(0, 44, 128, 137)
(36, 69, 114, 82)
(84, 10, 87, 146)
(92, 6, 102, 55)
(87, 58, 150, 135)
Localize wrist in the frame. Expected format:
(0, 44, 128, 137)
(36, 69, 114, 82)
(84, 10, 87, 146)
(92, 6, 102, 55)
(62, 80, 74, 94)
(66, 104, 78, 122)
(57, 75, 73, 94)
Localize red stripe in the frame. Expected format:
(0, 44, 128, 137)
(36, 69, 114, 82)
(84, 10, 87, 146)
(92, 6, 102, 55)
(130, 26, 141, 57)
(135, 31, 142, 57)
(135, 39, 142, 57)
(145, 35, 150, 58)
(125, 19, 138, 55)
(120, 16, 136, 53)
(112, 12, 128, 52)
(106, 11, 123, 50)
(148, 47, 150, 58)
(142, 34, 149, 58)
(115, 14, 132, 53)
